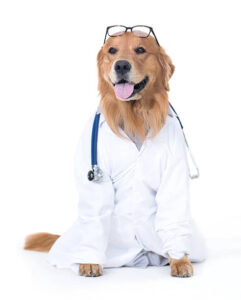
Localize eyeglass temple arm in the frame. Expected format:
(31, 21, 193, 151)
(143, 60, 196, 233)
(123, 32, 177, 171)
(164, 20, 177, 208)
(103, 27, 109, 44)
(151, 28, 160, 46)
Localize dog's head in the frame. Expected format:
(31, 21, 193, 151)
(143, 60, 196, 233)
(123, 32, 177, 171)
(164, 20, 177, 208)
(97, 31, 175, 139)
(98, 31, 174, 101)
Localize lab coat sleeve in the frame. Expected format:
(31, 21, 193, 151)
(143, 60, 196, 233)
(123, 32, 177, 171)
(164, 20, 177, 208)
(155, 119, 192, 260)
(74, 115, 115, 263)
(48, 114, 115, 269)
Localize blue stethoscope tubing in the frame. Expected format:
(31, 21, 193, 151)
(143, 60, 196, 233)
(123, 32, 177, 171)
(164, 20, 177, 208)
(87, 112, 103, 182)
(87, 103, 199, 182)
(91, 112, 100, 166)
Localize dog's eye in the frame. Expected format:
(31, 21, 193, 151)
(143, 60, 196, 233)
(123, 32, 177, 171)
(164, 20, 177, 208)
(108, 47, 117, 54)
(135, 47, 146, 54)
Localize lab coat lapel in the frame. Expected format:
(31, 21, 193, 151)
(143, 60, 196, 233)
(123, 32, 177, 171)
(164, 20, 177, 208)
(99, 108, 146, 154)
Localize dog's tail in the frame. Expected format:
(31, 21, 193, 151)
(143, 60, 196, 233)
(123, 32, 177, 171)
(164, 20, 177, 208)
(24, 232, 60, 253)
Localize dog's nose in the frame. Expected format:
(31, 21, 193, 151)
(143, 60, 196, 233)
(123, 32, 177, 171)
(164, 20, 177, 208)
(114, 60, 131, 75)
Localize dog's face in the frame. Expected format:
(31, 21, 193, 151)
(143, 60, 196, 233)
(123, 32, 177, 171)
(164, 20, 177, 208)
(97, 32, 175, 101)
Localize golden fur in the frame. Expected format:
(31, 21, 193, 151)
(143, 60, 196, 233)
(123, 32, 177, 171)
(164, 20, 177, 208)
(24, 233, 59, 252)
(24, 32, 193, 277)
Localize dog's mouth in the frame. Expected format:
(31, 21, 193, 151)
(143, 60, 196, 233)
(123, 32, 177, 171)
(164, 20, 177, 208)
(113, 76, 148, 100)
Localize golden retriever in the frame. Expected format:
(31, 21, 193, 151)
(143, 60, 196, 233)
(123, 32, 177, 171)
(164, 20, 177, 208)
(24, 31, 193, 278)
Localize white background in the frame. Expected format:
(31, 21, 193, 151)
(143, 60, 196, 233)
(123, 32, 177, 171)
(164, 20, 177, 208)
(0, 0, 241, 299)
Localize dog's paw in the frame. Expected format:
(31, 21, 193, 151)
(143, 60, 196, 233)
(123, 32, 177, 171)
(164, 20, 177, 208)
(79, 264, 103, 277)
(169, 255, 193, 278)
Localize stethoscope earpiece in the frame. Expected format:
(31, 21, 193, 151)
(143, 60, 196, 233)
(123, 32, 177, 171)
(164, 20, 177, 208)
(169, 102, 200, 180)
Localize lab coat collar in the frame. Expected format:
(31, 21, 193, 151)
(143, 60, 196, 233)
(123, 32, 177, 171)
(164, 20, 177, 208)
(96, 105, 105, 127)
(97, 103, 174, 128)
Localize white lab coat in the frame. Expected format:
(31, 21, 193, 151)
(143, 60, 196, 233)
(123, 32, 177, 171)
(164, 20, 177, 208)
(47, 107, 206, 274)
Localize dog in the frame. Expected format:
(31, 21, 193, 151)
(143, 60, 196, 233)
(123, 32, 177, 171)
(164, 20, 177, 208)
(25, 27, 205, 277)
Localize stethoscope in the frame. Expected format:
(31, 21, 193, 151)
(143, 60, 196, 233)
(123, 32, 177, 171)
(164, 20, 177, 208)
(87, 103, 200, 182)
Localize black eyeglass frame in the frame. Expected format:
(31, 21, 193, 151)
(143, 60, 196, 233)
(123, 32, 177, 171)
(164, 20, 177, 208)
(103, 25, 160, 46)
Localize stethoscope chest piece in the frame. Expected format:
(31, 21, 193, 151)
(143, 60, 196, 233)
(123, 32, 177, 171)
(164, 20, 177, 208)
(88, 165, 103, 182)
(87, 170, 95, 181)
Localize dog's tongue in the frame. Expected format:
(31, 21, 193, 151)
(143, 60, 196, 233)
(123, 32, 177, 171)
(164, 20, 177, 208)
(114, 83, 134, 100)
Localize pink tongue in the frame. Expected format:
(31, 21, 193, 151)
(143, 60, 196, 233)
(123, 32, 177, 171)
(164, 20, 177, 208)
(114, 83, 134, 100)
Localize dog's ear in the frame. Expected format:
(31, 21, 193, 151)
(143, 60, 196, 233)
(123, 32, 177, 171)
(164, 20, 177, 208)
(97, 47, 104, 67)
(158, 47, 175, 91)
(97, 46, 108, 97)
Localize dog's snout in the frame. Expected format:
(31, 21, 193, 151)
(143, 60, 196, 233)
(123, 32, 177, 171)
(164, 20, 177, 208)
(114, 60, 131, 76)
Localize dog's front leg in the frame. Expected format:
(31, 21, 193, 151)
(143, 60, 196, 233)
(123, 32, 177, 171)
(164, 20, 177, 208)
(169, 254, 193, 277)
(79, 264, 103, 277)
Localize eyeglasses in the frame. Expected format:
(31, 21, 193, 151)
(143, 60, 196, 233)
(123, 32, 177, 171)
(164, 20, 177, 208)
(103, 25, 160, 46)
